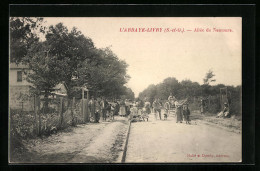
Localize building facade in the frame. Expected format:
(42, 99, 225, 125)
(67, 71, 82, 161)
(9, 63, 34, 111)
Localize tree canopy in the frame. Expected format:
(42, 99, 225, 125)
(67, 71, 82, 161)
(10, 18, 134, 102)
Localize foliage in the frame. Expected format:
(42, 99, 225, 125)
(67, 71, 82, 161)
(203, 69, 216, 85)
(10, 17, 45, 64)
(77, 47, 131, 99)
(138, 76, 241, 115)
(11, 19, 134, 102)
(44, 23, 96, 98)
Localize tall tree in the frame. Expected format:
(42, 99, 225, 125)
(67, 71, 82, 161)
(26, 42, 61, 112)
(45, 23, 95, 97)
(77, 47, 130, 99)
(10, 17, 45, 64)
(37, 23, 96, 121)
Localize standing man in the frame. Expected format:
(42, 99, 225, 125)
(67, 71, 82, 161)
(182, 103, 191, 124)
(101, 97, 108, 121)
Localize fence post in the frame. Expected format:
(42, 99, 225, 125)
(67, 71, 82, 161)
(82, 88, 85, 123)
(38, 97, 41, 136)
(86, 90, 89, 122)
(34, 95, 38, 135)
(60, 97, 63, 126)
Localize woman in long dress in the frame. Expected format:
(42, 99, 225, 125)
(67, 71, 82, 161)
(142, 100, 151, 121)
(175, 101, 183, 123)
(119, 100, 126, 116)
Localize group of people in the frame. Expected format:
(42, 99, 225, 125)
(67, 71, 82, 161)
(128, 94, 191, 124)
(88, 96, 119, 123)
(175, 101, 191, 124)
(88, 96, 133, 123)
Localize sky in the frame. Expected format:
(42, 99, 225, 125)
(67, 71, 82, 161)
(42, 17, 242, 97)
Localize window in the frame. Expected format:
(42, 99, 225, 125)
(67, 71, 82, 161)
(17, 71, 22, 82)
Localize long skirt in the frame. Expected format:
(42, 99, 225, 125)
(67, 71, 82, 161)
(183, 114, 190, 121)
(141, 108, 149, 119)
(119, 106, 126, 116)
(176, 108, 183, 122)
(200, 106, 204, 113)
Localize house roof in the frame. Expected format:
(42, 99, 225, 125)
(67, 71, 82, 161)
(9, 63, 29, 69)
(53, 82, 68, 91)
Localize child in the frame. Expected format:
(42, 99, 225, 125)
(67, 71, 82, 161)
(110, 104, 114, 121)
(182, 104, 191, 124)
(164, 101, 171, 120)
(129, 104, 138, 122)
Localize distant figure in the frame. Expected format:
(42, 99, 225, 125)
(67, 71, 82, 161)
(88, 96, 96, 122)
(153, 98, 162, 120)
(108, 104, 114, 121)
(182, 103, 191, 124)
(168, 93, 176, 107)
(164, 100, 171, 120)
(175, 101, 183, 123)
(200, 99, 206, 114)
(129, 104, 139, 122)
(142, 99, 151, 121)
(119, 100, 126, 117)
(217, 102, 230, 118)
(95, 99, 101, 123)
(100, 97, 109, 121)
(114, 101, 120, 116)
(106, 102, 112, 119)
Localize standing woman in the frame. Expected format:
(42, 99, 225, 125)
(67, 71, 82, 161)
(95, 98, 101, 123)
(114, 100, 120, 116)
(200, 99, 205, 115)
(88, 96, 96, 122)
(119, 99, 126, 117)
(142, 99, 151, 121)
(175, 101, 183, 123)
(164, 100, 171, 120)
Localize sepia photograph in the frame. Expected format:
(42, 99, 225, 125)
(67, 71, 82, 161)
(9, 17, 242, 163)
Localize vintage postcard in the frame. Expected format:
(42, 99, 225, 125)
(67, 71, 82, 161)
(9, 17, 242, 163)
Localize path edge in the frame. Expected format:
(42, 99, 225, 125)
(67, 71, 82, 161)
(116, 120, 131, 163)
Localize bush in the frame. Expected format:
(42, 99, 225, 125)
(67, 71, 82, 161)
(10, 109, 36, 139)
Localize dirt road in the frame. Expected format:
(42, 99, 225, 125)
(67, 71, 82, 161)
(125, 112, 241, 163)
(17, 116, 129, 163)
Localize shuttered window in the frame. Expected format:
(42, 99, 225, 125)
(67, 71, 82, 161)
(17, 71, 22, 82)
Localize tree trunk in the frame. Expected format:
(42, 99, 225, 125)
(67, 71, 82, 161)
(43, 90, 49, 114)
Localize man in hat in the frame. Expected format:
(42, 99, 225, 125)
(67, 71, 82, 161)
(100, 97, 109, 121)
